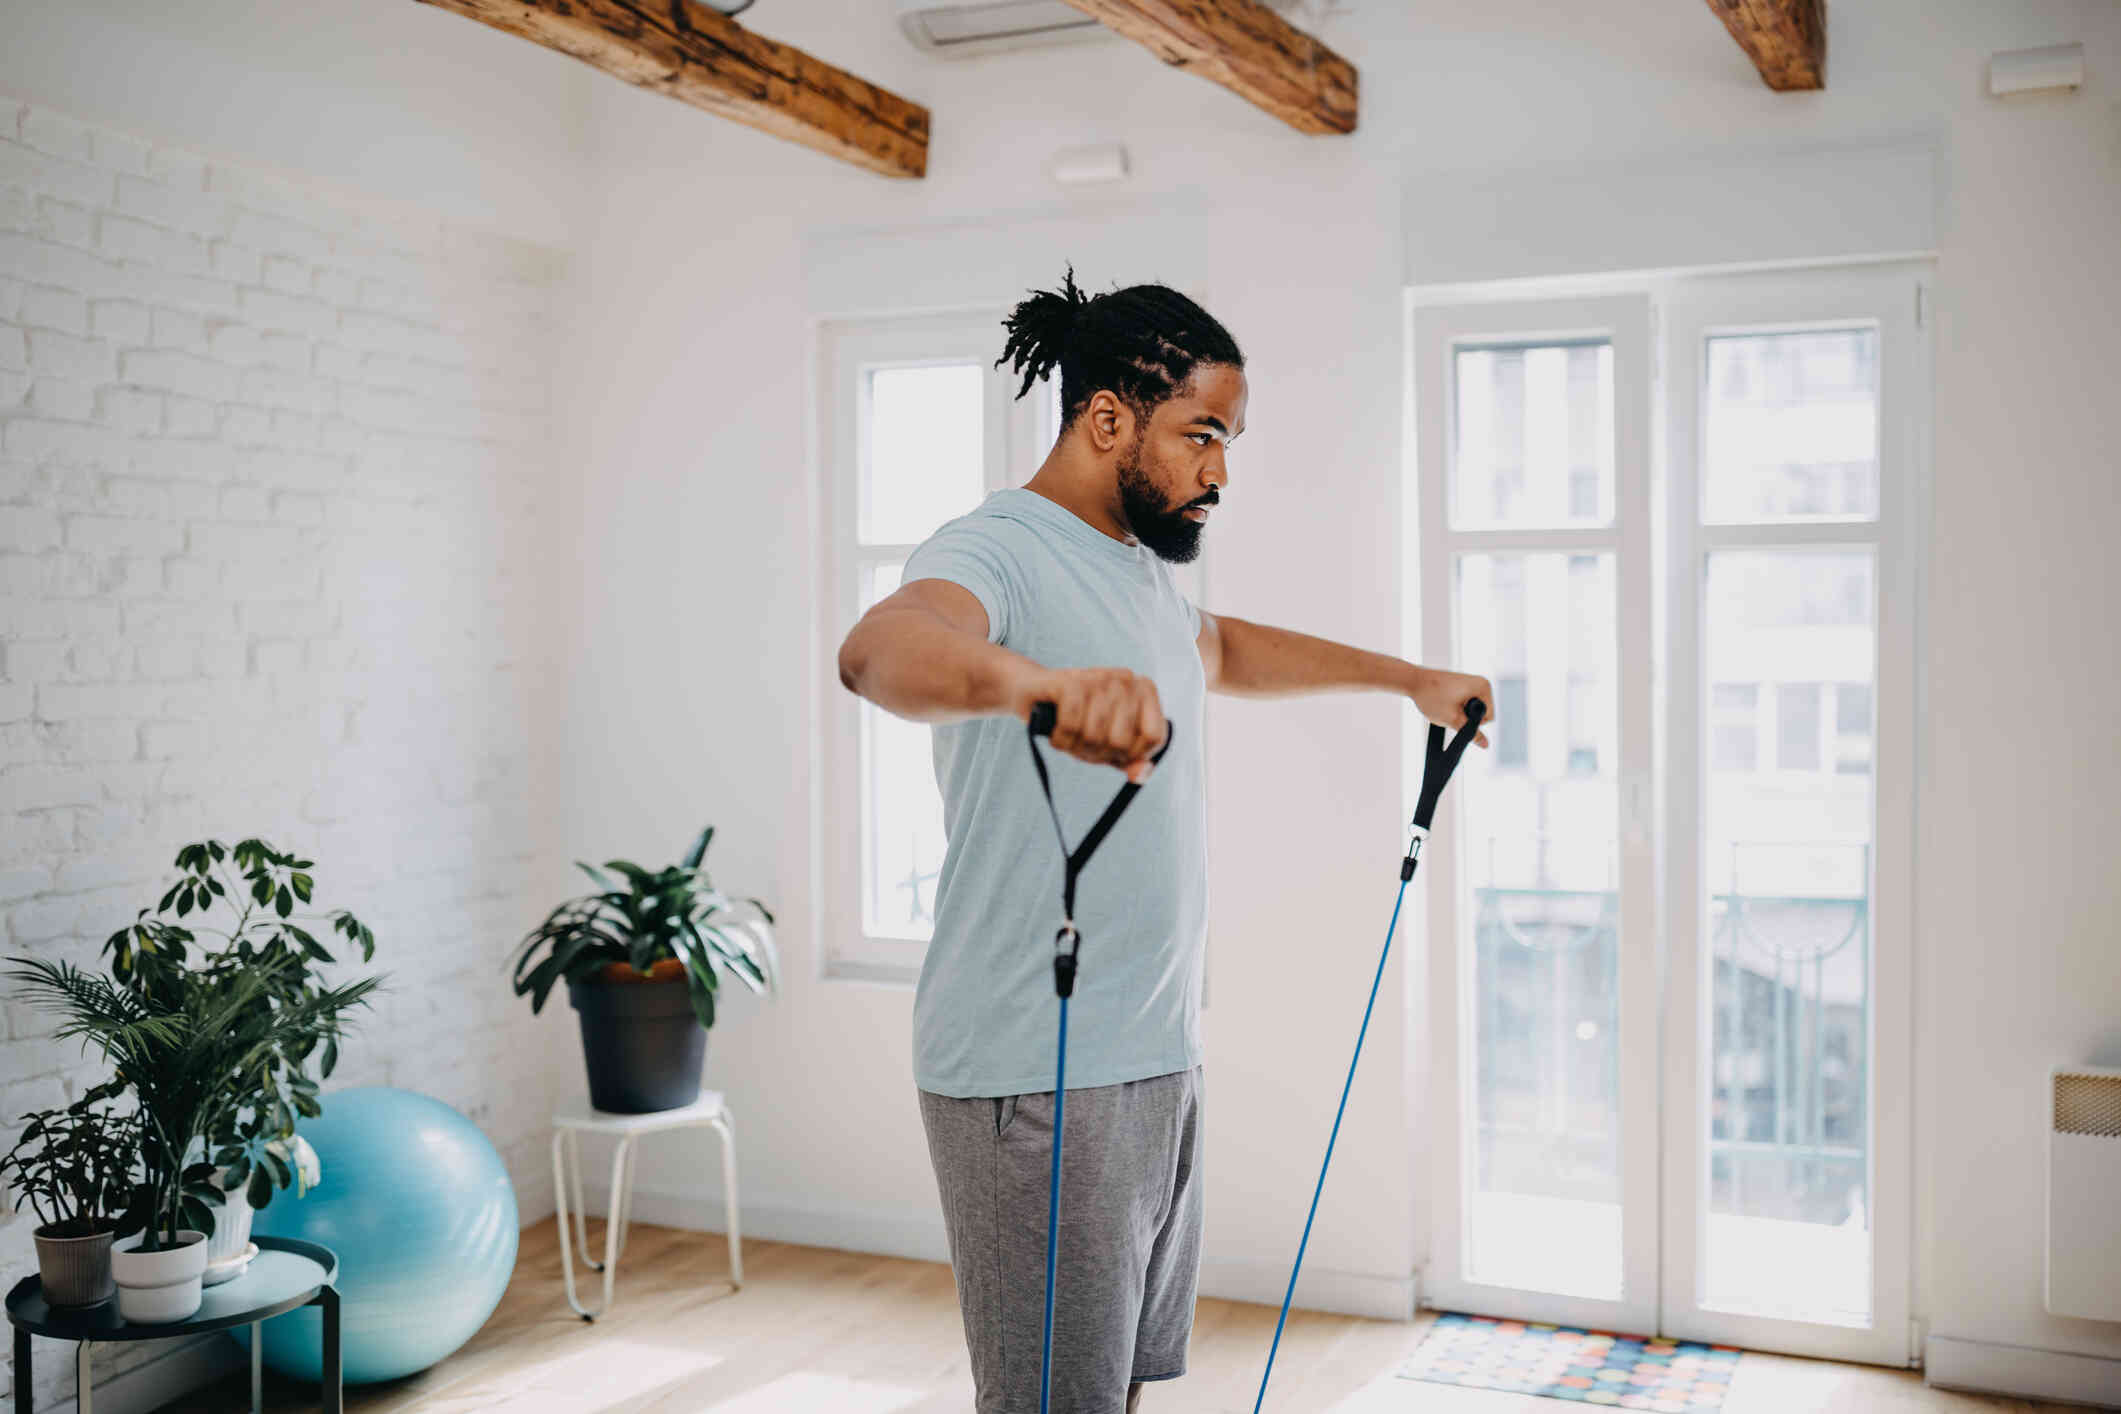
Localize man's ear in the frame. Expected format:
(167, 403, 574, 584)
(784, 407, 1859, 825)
(1085, 390, 1136, 454)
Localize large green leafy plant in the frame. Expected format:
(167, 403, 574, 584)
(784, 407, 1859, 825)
(511, 824, 777, 1030)
(8, 838, 383, 1251)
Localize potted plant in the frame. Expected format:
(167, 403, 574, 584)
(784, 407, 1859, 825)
(8, 837, 382, 1323)
(511, 824, 777, 1114)
(0, 1095, 143, 1307)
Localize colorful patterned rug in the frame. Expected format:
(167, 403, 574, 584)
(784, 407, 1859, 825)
(1397, 1312, 1743, 1408)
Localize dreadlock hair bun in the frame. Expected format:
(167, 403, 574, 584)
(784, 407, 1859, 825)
(996, 262, 1244, 434)
(996, 265, 1090, 401)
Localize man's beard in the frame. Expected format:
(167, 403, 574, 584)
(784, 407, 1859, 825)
(1116, 437, 1213, 565)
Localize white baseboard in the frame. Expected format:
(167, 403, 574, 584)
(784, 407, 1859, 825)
(584, 1178, 954, 1266)
(580, 1180, 1418, 1322)
(1194, 1256, 1417, 1321)
(1926, 1334, 2121, 1409)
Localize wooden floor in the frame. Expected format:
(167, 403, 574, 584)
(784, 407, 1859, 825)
(161, 1216, 2074, 1413)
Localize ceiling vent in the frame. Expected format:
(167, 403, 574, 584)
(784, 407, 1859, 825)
(895, 0, 1332, 60)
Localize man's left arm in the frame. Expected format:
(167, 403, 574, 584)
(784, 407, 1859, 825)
(1196, 608, 1493, 747)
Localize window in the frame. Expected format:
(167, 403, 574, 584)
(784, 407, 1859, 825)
(856, 369, 986, 945)
(1416, 298, 1645, 1313)
(1775, 683, 1823, 772)
(1833, 681, 1873, 776)
(1452, 340, 1614, 529)
(1710, 683, 1760, 772)
(1703, 329, 1880, 524)
(1413, 264, 1924, 1360)
(820, 313, 1047, 982)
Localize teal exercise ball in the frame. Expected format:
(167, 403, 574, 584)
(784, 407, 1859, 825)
(230, 1085, 518, 1384)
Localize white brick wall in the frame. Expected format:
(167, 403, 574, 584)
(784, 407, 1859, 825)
(0, 98, 572, 1410)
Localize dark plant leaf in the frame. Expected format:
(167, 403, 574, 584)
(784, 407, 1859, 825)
(683, 824, 715, 870)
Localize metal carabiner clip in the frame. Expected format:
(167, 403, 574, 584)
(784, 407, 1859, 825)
(1053, 923, 1082, 999)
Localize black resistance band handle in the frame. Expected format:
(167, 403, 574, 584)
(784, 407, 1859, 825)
(1025, 699, 1175, 999)
(1410, 696, 1486, 835)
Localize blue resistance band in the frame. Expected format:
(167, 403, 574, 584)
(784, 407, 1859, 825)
(1024, 695, 1483, 1414)
(1023, 701, 1173, 1414)
(1251, 696, 1485, 1412)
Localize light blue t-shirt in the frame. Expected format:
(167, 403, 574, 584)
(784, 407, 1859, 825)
(903, 488, 1207, 1099)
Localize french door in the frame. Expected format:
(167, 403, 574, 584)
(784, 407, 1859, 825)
(1413, 294, 1661, 1338)
(1660, 267, 1920, 1364)
(1411, 264, 1925, 1365)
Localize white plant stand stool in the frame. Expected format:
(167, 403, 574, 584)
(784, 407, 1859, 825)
(550, 1090, 742, 1321)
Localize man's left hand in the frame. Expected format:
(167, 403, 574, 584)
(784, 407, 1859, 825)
(1409, 668, 1494, 749)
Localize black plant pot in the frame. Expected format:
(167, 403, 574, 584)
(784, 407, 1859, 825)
(566, 975, 707, 1114)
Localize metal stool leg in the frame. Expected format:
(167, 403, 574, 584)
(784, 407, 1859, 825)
(15, 1324, 32, 1414)
(553, 1127, 590, 1320)
(250, 1320, 262, 1413)
(597, 1135, 631, 1318)
(609, 1133, 635, 1264)
(567, 1128, 602, 1274)
(75, 1340, 90, 1414)
(710, 1109, 743, 1288)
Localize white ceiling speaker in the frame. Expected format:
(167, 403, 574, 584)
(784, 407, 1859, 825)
(1988, 42, 2085, 97)
(895, 0, 1336, 60)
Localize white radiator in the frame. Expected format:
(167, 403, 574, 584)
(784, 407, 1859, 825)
(2047, 1065, 2121, 1322)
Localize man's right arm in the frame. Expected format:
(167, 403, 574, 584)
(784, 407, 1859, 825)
(837, 578, 1023, 724)
(837, 579, 1168, 781)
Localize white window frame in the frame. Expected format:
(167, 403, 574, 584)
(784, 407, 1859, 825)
(1412, 293, 1662, 1336)
(1409, 259, 1931, 1366)
(1659, 262, 1928, 1365)
(816, 310, 1048, 985)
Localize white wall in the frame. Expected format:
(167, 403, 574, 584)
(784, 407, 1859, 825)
(556, 0, 2121, 1386)
(0, 0, 2113, 1405)
(0, 0, 592, 249)
(0, 2, 588, 1405)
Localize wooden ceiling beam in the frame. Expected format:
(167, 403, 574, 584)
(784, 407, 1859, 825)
(1703, 0, 1825, 91)
(414, 0, 929, 178)
(1061, 0, 1357, 135)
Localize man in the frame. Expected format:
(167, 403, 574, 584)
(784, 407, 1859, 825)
(836, 267, 1491, 1413)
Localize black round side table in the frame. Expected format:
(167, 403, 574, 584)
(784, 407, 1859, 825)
(5, 1234, 340, 1414)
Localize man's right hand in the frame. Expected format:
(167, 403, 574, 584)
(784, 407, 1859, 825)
(1011, 666, 1168, 784)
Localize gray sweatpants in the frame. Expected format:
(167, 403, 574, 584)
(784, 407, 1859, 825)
(918, 1066, 1205, 1414)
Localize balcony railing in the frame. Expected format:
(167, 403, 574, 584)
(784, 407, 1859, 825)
(1470, 867, 1870, 1226)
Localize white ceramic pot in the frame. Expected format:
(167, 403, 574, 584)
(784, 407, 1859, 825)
(110, 1229, 208, 1324)
(206, 1167, 254, 1265)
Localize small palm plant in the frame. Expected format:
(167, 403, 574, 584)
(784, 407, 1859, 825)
(510, 824, 777, 1029)
(8, 954, 370, 1252)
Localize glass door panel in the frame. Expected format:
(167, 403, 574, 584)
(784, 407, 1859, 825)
(1702, 549, 1876, 1324)
(1662, 265, 1921, 1366)
(1456, 552, 1623, 1301)
(1413, 294, 1655, 1334)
